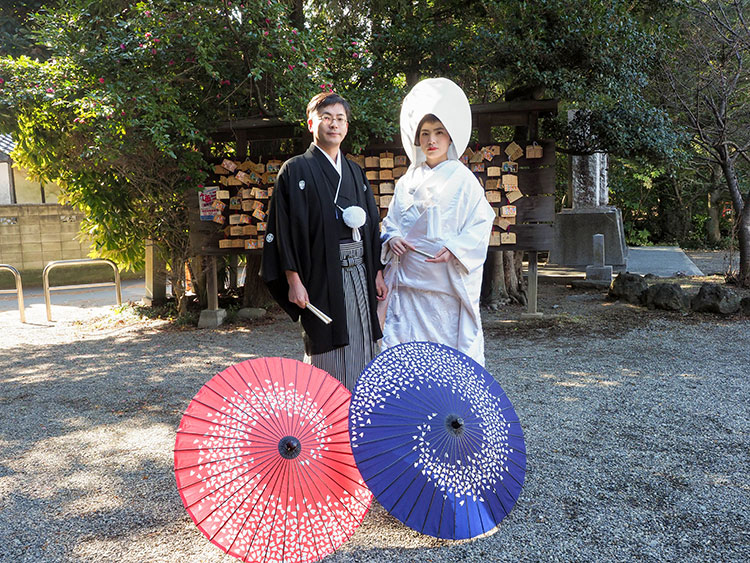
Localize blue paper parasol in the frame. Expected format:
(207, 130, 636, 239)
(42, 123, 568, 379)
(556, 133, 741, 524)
(349, 342, 526, 539)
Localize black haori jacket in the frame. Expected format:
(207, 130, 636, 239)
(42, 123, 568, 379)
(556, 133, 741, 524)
(260, 144, 383, 355)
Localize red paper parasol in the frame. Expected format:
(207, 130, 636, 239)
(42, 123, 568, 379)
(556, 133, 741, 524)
(174, 358, 372, 563)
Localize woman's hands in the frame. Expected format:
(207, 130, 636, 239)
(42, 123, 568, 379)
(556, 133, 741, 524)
(389, 237, 455, 263)
(388, 236, 415, 257)
(426, 246, 456, 263)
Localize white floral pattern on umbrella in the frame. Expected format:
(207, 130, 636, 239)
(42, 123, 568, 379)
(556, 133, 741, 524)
(175, 358, 371, 563)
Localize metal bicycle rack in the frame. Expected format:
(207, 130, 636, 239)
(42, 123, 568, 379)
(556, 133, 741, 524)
(43, 259, 122, 322)
(0, 264, 26, 323)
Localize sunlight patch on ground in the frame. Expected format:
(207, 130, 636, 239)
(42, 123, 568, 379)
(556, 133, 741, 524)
(10, 421, 175, 503)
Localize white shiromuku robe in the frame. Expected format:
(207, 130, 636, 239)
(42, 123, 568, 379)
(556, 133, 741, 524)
(380, 158, 495, 365)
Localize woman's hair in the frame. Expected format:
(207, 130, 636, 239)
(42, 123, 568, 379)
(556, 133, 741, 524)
(306, 91, 351, 120)
(414, 113, 444, 145)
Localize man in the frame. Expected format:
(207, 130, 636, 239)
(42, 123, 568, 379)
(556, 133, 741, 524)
(261, 91, 387, 390)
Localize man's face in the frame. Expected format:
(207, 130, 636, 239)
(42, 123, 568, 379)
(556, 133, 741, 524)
(307, 102, 349, 150)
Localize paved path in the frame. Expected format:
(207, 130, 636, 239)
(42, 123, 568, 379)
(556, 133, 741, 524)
(540, 246, 707, 279)
(626, 246, 703, 276)
(0, 279, 145, 325)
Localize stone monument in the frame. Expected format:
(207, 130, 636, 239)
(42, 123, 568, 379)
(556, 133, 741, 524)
(549, 111, 628, 270)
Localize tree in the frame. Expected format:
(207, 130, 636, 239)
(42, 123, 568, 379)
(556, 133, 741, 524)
(315, 0, 680, 304)
(660, 0, 750, 285)
(0, 0, 368, 313)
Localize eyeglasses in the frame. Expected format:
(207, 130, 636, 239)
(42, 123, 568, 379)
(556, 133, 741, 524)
(317, 114, 348, 126)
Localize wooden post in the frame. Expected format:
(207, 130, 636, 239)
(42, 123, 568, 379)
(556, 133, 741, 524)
(207, 255, 219, 310)
(198, 255, 226, 327)
(144, 239, 166, 306)
(522, 250, 543, 318)
(229, 254, 238, 289)
(522, 111, 543, 318)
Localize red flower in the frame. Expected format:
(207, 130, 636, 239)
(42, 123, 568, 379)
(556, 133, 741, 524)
(98, 77, 105, 83)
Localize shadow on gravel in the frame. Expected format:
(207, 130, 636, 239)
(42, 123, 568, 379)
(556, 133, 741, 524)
(0, 303, 748, 562)
(0, 321, 300, 561)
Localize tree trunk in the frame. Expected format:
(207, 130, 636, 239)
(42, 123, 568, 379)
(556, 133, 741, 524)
(718, 151, 750, 286)
(189, 256, 207, 308)
(481, 251, 509, 309)
(737, 204, 750, 287)
(505, 251, 527, 306)
(169, 255, 188, 315)
(706, 163, 724, 244)
(242, 254, 273, 307)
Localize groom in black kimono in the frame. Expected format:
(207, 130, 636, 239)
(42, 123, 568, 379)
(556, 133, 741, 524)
(261, 91, 387, 388)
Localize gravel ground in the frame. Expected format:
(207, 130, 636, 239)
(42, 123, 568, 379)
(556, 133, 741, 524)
(0, 269, 748, 562)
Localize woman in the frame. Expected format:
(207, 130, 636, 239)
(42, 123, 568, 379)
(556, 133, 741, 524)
(380, 78, 495, 365)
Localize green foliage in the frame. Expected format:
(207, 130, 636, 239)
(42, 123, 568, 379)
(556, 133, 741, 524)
(0, 0, 394, 311)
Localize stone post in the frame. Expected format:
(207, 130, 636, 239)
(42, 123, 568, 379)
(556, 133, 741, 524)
(585, 234, 613, 282)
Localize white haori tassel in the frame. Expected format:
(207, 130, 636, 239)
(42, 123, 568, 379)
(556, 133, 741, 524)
(426, 205, 441, 240)
(342, 205, 367, 242)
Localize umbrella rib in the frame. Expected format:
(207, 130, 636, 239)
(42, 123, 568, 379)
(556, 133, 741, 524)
(221, 455, 286, 559)
(214, 370, 289, 439)
(419, 485, 439, 535)
(280, 454, 296, 563)
(235, 456, 288, 557)
(365, 451, 421, 503)
(182, 398, 254, 432)
(180, 445, 282, 503)
(305, 454, 376, 502)
(354, 435, 422, 462)
(270, 358, 344, 442)
(174, 430, 250, 446)
(289, 458, 339, 558)
(178, 412, 254, 439)
(256, 455, 291, 563)
(177, 448, 276, 494)
(294, 403, 349, 444)
(228, 363, 290, 439)
(200, 380, 280, 438)
(297, 456, 368, 539)
(288, 458, 326, 562)
(401, 475, 430, 529)
(298, 389, 350, 443)
(175, 452, 247, 473)
(190, 392, 278, 446)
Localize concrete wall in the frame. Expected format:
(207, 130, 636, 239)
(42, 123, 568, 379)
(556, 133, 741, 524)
(0, 162, 13, 205)
(0, 160, 63, 204)
(12, 166, 62, 204)
(0, 204, 92, 271)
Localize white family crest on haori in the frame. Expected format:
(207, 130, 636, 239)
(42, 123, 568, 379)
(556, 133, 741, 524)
(175, 358, 372, 563)
(349, 342, 526, 540)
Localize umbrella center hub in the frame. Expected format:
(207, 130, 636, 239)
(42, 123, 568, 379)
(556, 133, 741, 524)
(278, 436, 302, 459)
(445, 414, 465, 436)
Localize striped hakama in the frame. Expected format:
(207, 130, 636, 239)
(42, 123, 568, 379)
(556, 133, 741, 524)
(304, 240, 378, 391)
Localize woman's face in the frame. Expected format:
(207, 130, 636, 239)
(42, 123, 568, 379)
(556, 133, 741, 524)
(418, 119, 451, 167)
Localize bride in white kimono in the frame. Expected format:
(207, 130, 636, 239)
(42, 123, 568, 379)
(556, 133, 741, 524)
(380, 78, 495, 365)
